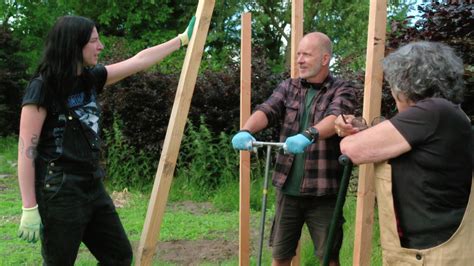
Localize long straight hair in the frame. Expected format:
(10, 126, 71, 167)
(35, 16, 96, 108)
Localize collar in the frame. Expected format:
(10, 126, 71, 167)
(300, 75, 331, 90)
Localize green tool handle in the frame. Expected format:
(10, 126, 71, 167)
(322, 155, 353, 266)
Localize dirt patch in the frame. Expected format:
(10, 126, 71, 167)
(154, 239, 238, 265)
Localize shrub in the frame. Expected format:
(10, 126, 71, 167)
(103, 115, 155, 190)
(175, 117, 239, 199)
(100, 47, 285, 163)
(0, 26, 28, 136)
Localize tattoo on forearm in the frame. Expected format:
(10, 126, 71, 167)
(31, 134, 39, 145)
(26, 134, 39, 168)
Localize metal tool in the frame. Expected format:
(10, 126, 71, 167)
(251, 141, 284, 266)
(322, 155, 353, 266)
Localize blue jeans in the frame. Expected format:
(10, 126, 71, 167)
(36, 170, 132, 266)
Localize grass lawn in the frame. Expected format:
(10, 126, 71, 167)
(0, 136, 382, 265)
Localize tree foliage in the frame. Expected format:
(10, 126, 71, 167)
(0, 25, 27, 136)
(385, 2, 474, 118)
(1, 0, 410, 74)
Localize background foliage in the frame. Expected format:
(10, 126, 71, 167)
(1, 1, 473, 188)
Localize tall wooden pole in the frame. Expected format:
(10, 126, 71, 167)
(291, 1, 303, 265)
(239, 12, 252, 266)
(291, 0, 304, 79)
(352, 0, 387, 265)
(135, 1, 215, 265)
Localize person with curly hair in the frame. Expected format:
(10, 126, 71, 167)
(335, 41, 472, 264)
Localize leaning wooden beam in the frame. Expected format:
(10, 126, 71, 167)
(291, 0, 303, 265)
(239, 12, 252, 266)
(352, 0, 387, 265)
(135, 1, 215, 265)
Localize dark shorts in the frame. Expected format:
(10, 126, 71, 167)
(36, 169, 133, 266)
(269, 190, 344, 260)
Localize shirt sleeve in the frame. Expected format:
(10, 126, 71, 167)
(325, 80, 356, 117)
(22, 78, 46, 108)
(390, 100, 438, 146)
(90, 64, 108, 94)
(254, 79, 289, 126)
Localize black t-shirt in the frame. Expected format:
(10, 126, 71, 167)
(22, 65, 107, 162)
(390, 97, 472, 249)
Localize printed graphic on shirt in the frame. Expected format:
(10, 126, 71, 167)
(67, 91, 100, 134)
(53, 114, 67, 155)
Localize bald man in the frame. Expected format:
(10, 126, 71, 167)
(232, 32, 356, 266)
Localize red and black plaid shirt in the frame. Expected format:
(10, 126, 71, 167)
(255, 75, 356, 196)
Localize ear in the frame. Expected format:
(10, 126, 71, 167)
(322, 53, 331, 66)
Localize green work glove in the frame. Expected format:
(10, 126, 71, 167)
(18, 205, 42, 243)
(178, 16, 196, 47)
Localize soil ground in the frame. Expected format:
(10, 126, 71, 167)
(111, 193, 247, 265)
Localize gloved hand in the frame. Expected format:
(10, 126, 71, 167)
(178, 16, 196, 47)
(232, 130, 255, 150)
(284, 133, 312, 154)
(18, 205, 42, 243)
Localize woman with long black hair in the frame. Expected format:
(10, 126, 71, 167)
(17, 15, 194, 265)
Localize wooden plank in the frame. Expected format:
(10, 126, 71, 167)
(134, 1, 215, 265)
(291, 1, 304, 265)
(239, 12, 252, 266)
(352, 0, 387, 265)
(291, 0, 304, 79)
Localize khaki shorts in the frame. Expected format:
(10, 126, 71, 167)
(269, 190, 344, 260)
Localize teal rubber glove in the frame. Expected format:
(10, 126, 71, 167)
(18, 205, 42, 243)
(232, 131, 255, 150)
(178, 16, 196, 46)
(284, 133, 312, 154)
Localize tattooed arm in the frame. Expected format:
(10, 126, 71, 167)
(18, 105, 46, 208)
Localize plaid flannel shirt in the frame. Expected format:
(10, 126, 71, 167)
(255, 75, 356, 196)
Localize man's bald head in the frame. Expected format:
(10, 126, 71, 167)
(302, 32, 333, 57)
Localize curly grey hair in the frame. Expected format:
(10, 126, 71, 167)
(383, 41, 464, 104)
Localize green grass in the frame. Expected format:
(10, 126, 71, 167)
(0, 136, 382, 265)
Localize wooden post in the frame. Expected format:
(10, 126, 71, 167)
(352, 0, 387, 265)
(134, 1, 215, 265)
(239, 12, 252, 266)
(291, 0, 304, 79)
(291, 0, 303, 265)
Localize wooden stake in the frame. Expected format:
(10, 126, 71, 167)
(239, 12, 252, 266)
(352, 0, 387, 265)
(135, 1, 215, 265)
(291, 0, 303, 264)
(291, 0, 304, 79)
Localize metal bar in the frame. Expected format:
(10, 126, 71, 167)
(257, 145, 272, 266)
(252, 141, 285, 148)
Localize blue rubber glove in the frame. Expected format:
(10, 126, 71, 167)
(18, 205, 42, 243)
(232, 131, 255, 150)
(284, 133, 312, 154)
(178, 16, 196, 46)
